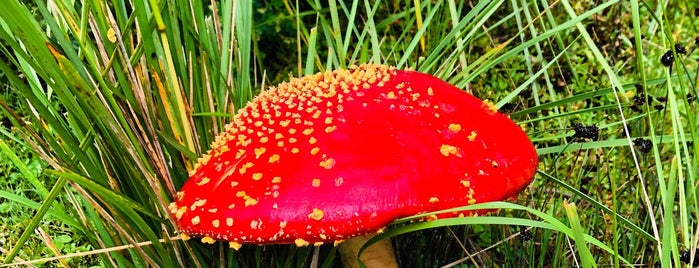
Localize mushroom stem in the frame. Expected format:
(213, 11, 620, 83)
(338, 234, 398, 268)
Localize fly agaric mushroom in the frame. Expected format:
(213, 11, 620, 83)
(170, 64, 537, 267)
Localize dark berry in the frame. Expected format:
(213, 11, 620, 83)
(654, 104, 665, 111)
(572, 123, 599, 141)
(679, 249, 699, 266)
(520, 227, 533, 242)
(675, 43, 687, 54)
(633, 92, 651, 106)
(633, 138, 652, 153)
(634, 83, 644, 92)
(660, 50, 674, 66)
(656, 96, 667, 102)
(680, 250, 690, 264)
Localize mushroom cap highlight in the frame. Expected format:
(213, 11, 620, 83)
(171, 64, 538, 246)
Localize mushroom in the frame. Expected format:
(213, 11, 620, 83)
(170, 64, 537, 267)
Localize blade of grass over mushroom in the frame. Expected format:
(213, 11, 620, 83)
(364, 202, 634, 266)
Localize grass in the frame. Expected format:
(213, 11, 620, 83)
(0, 0, 698, 267)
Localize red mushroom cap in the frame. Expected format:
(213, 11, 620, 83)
(170, 64, 537, 247)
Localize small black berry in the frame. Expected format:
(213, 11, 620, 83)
(660, 50, 674, 66)
(572, 123, 599, 141)
(675, 43, 687, 54)
(654, 104, 665, 111)
(656, 96, 667, 102)
(634, 83, 644, 92)
(633, 138, 652, 153)
(680, 250, 690, 264)
(520, 226, 533, 242)
(633, 92, 652, 106)
(679, 249, 699, 266)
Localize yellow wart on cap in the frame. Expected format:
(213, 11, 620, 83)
(295, 238, 310, 247)
(468, 131, 477, 141)
(308, 208, 324, 220)
(201, 237, 216, 244)
(319, 158, 336, 169)
(230, 242, 243, 250)
(196, 177, 210, 186)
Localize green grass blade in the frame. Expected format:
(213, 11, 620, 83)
(563, 201, 597, 268)
(2, 177, 67, 264)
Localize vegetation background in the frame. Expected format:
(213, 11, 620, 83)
(0, 0, 697, 267)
